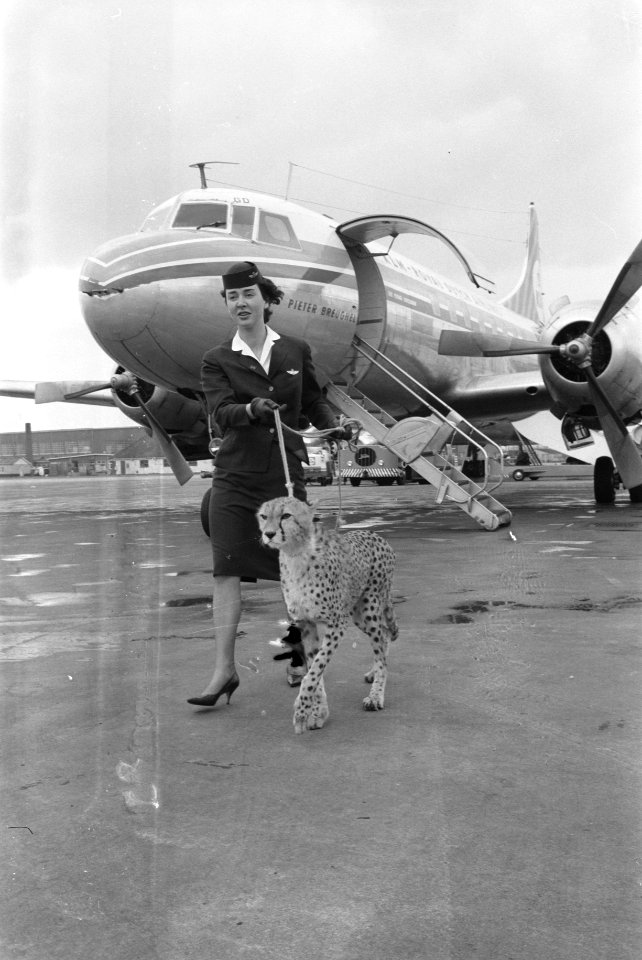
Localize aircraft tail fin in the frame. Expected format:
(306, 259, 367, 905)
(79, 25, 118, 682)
(500, 204, 545, 325)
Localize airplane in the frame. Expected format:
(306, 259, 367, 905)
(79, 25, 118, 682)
(3, 161, 641, 530)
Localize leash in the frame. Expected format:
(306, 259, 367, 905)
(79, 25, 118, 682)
(273, 409, 361, 527)
(273, 407, 295, 498)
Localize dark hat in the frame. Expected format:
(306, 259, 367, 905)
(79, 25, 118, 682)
(221, 261, 264, 291)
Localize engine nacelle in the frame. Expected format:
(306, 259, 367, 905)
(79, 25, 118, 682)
(539, 300, 642, 421)
(110, 367, 210, 459)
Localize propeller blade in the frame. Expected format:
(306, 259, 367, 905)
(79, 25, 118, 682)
(35, 380, 111, 403)
(588, 237, 642, 337)
(130, 391, 194, 486)
(585, 368, 642, 491)
(584, 367, 628, 439)
(438, 330, 558, 358)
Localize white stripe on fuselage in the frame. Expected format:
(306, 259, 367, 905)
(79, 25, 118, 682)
(79, 255, 356, 288)
(85, 237, 228, 269)
(81, 244, 535, 341)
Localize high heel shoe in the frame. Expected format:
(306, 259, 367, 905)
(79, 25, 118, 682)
(187, 672, 240, 708)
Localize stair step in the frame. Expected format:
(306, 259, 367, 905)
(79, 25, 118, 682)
(326, 381, 512, 530)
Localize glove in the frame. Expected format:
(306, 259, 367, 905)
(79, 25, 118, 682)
(249, 397, 286, 424)
(327, 423, 353, 442)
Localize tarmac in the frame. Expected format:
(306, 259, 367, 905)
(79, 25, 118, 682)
(1, 473, 641, 960)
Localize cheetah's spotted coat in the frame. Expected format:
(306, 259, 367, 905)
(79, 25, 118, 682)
(258, 497, 398, 733)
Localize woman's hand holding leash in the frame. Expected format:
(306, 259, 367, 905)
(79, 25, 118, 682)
(249, 397, 287, 424)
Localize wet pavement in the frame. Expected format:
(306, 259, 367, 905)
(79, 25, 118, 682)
(1, 475, 641, 960)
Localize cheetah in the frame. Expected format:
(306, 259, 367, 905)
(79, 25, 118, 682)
(257, 496, 398, 734)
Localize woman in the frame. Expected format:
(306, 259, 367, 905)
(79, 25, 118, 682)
(188, 261, 347, 707)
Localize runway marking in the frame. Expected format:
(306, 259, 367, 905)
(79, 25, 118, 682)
(7, 570, 47, 577)
(547, 539, 593, 544)
(340, 519, 388, 528)
(75, 581, 119, 587)
(539, 546, 585, 553)
(2, 554, 46, 562)
(29, 592, 92, 606)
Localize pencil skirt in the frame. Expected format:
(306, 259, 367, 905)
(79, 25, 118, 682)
(209, 458, 307, 581)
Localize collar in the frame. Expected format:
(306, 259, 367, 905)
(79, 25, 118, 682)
(231, 327, 280, 371)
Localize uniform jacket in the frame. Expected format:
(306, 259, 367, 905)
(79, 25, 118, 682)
(201, 333, 337, 473)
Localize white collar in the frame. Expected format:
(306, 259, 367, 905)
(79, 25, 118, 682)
(232, 327, 280, 373)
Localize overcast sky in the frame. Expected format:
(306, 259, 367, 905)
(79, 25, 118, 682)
(1, 0, 640, 432)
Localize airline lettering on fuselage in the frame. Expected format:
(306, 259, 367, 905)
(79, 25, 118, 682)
(287, 298, 318, 313)
(320, 306, 357, 323)
(287, 297, 357, 324)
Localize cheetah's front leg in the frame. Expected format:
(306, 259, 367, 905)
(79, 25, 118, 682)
(354, 594, 391, 711)
(293, 621, 341, 734)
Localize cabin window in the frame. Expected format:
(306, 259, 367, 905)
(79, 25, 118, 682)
(231, 204, 255, 239)
(257, 211, 300, 249)
(172, 202, 228, 230)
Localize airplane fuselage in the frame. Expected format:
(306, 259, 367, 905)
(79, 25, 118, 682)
(79, 188, 546, 425)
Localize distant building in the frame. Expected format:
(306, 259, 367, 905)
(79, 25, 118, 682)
(0, 426, 146, 460)
(0, 455, 32, 477)
(0, 426, 213, 477)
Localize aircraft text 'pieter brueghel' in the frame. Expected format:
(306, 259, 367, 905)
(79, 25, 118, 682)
(3, 162, 642, 530)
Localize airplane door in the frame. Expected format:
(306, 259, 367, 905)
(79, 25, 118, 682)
(335, 231, 387, 387)
(337, 214, 485, 390)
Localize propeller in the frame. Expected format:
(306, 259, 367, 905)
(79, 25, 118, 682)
(587, 237, 642, 337)
(35, 373, 194, 486)
(35, 380, 112, 402)
(438, 237, 642, 493)
(123, 384, 194, 486)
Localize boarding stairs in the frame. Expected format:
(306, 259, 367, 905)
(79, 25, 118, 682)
(328, 337, 512, 531)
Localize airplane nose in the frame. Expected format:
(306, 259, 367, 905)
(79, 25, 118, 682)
(80, 272, 158, 340)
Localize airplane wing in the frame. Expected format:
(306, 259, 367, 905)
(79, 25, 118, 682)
(0, 381, 115, 406)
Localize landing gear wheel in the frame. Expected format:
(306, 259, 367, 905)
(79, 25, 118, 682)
(629, 484, 642, 503)
(593, 456, 616, 504)
(200, 486, 212, 536)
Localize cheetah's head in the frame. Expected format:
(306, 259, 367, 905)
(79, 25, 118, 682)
(257, 497, 316, 555)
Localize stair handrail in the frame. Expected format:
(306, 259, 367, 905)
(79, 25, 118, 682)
(350, 336, 505, 492)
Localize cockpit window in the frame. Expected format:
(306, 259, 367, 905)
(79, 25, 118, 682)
(257, 211, 300, 249)
(231, 204, 255, 239)
(140, 197, 177, 232)
(172, 202, 228, 230)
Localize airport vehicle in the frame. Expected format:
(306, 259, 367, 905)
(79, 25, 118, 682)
(3, 162, 641, 528)
(303, 445, 333, 486)
(337, 433, 405, 486)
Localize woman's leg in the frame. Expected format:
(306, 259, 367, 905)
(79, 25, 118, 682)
(197, 575, 242, 695)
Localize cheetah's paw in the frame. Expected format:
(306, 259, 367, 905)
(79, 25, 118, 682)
(362, 692, 384, 711)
